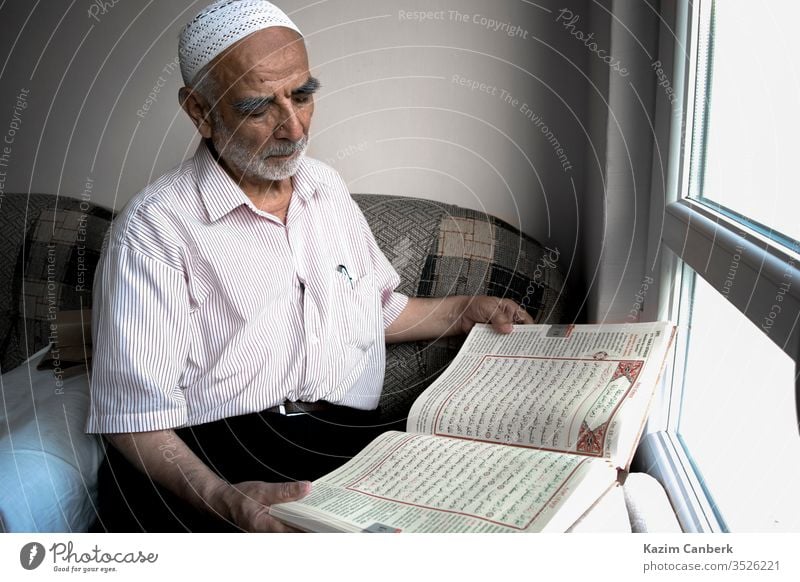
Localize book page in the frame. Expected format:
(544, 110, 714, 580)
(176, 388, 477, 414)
(407, 322, 675, 467)
(269, 431, 616, 533)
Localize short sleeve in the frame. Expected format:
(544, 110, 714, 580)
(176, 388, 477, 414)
(86, 241, 191, 433)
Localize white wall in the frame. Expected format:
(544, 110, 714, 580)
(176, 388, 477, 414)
(0, 0, 597, 313)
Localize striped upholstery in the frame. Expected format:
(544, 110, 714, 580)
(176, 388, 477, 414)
(0, 192, 568, 421)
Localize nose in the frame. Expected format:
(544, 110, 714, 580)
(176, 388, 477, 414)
(273, 101, 304, 142)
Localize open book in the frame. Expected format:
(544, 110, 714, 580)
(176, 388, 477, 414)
(270, 321, 676, 532)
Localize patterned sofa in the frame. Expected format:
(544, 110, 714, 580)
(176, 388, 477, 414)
(0, 192, 568, 420)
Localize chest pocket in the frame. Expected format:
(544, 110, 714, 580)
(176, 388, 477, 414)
(329, 268, 379, 352)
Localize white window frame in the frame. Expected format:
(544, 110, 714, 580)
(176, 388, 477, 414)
(638, 0, 800, 533)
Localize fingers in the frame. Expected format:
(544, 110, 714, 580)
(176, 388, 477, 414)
(241, 480, 312, 506)
(278, 480, 312, 502)
(461, 296, 535, 335)
(513, 303, 535, 324)
(226, 480, 312, 532)
(488, 301, 514, 334)
(488, 298, 533, 333)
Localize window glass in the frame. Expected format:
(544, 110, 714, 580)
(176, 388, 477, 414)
(678, 271, 800, 531)
(696, 0, 800, 246)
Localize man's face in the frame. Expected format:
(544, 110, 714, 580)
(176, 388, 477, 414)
(200, 27, 317, 183)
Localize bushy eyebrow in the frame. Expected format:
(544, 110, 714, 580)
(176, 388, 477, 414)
(232, 76, 321, 115)
(292, 76, 320, 95)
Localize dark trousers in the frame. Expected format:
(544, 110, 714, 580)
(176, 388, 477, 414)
(92, 406, 401, 532)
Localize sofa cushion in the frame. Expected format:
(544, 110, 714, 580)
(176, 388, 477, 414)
(0, 194, 113, 372)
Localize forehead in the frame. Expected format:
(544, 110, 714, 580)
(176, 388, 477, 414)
(212, 27, 309, 96)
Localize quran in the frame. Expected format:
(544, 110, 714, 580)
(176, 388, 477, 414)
(270, 321, 676, 532)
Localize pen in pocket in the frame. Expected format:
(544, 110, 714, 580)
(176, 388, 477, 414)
(336, 264, 354, 289)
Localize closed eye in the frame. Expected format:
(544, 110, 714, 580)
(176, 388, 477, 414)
(233, 96, 273, 116)
(291, 76, 320, 103)
(232, 77, 320, 116)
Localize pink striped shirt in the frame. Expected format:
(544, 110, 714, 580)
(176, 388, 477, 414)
(86, 142, 408, 433)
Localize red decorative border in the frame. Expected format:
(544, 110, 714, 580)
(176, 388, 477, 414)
(611, 360, 644, 383)
(576, 420, 609, 455)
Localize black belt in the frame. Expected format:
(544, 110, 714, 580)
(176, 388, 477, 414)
(264, 400, 337, 417)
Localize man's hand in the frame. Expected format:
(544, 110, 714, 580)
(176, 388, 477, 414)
(211, 480, 311, 532)
(106, 430, 310, 532)
(457, 296, 534, 335)
(385, 295, 534, 343)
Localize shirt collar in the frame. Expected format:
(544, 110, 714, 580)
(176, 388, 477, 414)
(193, 140, 324, 223)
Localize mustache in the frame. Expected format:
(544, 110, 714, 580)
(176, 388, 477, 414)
(262, 135, 307, 157)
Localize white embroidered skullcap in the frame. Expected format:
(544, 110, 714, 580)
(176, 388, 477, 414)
(179, 0, 302, 85)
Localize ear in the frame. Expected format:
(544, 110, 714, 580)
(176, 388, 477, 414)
(179, 87, 214, 139)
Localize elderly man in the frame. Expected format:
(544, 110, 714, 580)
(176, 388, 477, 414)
(88, 0, 531, 533)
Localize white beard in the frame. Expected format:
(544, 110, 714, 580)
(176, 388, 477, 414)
(211, 113, 308, 181)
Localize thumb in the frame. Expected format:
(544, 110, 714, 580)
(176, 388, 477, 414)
(489, 306, 514, 334)
(270, 480, 312, 504)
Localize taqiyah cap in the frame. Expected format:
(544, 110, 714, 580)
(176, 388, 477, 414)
(179, 0, 301, 85)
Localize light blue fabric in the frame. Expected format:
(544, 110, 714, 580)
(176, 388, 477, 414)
(0, 348, 102, 532)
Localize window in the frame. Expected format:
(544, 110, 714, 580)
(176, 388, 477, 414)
(678, 270, 799, 531)
(645, 0, 800, 532)
(691, 1, 800, 246)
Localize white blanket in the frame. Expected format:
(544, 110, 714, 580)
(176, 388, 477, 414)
(0, 347, 102, 532)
